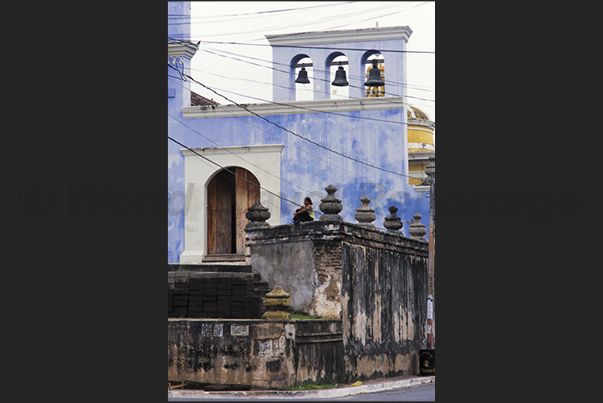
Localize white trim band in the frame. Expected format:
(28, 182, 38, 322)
(266, 26, 413, 46)
(182, 97, 406, 119)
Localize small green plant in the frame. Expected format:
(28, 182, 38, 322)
(290, 313, 320, 320)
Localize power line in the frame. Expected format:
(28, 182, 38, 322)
(197, 47, 435, 103)
(168, 64, 413, 179)
(202, 41, 434, 55)
(169, 76, 400, 186)
(167, 134, 321, 217)
(170, 70, 434, 128)
(168, 2, 359, 21)
(166, 108, 323, 205)
(171, 71, 414, 125)
(200, 45, 435, 93)
(170, 37, 434, 55)
(170, 1, 428, 44)
(177, 77, 411, 126)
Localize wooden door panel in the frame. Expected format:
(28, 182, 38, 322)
(207, 177, 217, 254)
(215, 172, 233, 254)
(234, 168, 261, 255)
(234, 168, 247, 255)
(208, 168, 260, 257)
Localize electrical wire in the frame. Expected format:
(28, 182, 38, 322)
(168, 75, 397, 186)
(166, 107, 325, 207)
(200, 45, 435, 93)
(181, 78, 411, 126)
(168, 64, 417, 180)
(177, 2, 406, 39)
(197, 47, 435, 103)
(170, 70, 434, 128)
(168, 2, 359, 21)
(169, 37, 434, 56)
(167, 134, 323, 217)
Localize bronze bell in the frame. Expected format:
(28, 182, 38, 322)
(331, 66, 349, 87)
(295, 67, 310, 84)
(364, 62, 384, 87)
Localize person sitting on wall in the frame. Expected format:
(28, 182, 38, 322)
(293, 197, 314, 224)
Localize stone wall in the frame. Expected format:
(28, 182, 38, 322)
(341, 238, 428, 379)
(246, 220, 429, 380)
(167, 319, 344, 389)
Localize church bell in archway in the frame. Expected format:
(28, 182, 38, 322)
(331, 66, 349, 87)
(295, 67, 310, 84)
(364, 61, 384, 87)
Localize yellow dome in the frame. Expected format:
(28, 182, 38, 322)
(407, 105, 430, 120)
(407, 105, 435, 186)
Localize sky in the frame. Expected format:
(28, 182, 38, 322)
(180, 1, 435, 121)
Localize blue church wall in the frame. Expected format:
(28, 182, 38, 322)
(167, 105, 430, 263)
(167, 2, 429, 263)
(167, 2, 190, 41)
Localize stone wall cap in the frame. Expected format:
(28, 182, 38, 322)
(265, 286, 290, 298)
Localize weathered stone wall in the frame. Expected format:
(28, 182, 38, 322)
(246, 220, 429, 380)
(246, 222, 345, 318)
(167, 319, 345, 389)
(341, 241, 428, 379)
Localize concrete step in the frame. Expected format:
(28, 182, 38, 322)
(202, 254, 246, 263)
(168, 264, 252, 273)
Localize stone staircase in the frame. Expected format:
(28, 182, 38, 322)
(167, 263, 270, 319)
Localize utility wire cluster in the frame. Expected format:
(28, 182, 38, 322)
(167, 2, 434, 214)
(168, 64, 413, 179)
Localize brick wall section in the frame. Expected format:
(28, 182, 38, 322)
(312, 241, 342, 286)
(167, 272, 266, 319)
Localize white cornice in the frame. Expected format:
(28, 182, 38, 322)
(182, 97, 406, 119)
(266, 26, 412, 46)
(181, 144, 284, 157)
(408, 118, 435, 129)
(168, 41, 199, 59)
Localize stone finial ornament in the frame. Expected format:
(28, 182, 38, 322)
(354, 196, 376, 227)
(383, 205, 403, 232)
(262, 286, 291, 320)
(408, 213, 428, 242)
(319, 184, 343, 221)
(245, 202, 271, 230)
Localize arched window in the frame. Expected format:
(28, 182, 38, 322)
(364, 52, 385, 98)
(327, 52, 349, 99)
(292, 54, 313, 101)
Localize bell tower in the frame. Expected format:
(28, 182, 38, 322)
(266, 26, 412, 102)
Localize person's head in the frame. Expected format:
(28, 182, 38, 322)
(304, 197, 312, 206)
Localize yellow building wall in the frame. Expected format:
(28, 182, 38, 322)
(407, 122, 434, 185)
(408, 127, 435, 148)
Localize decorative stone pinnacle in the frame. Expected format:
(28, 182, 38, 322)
(383, 205, 403, 232)
(408, 213, 427, 242)
(354, 196, 376, 227)
(319, 184, 343, 222)
(245, 202, 271, 230)
(262, 286, 291, 321)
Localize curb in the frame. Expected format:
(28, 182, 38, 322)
(168, 376, 434, 400)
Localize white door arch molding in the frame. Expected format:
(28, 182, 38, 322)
(179, 144, 283, 264)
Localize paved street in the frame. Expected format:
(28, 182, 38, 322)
(168, 382, 435, 402)
(326, 383, 435, 401)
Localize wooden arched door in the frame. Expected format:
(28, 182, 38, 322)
(207, 167, 260, 257)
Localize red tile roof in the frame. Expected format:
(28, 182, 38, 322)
(191, 91, 220, 106)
